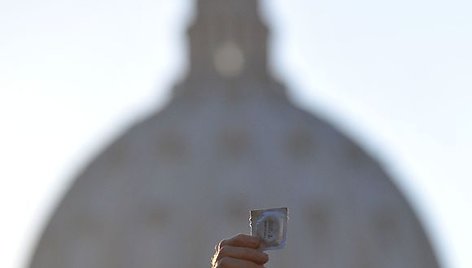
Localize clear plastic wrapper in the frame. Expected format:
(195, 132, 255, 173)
(249, 207, 288, 250)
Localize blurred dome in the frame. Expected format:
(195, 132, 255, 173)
(29, 1, 440, 268)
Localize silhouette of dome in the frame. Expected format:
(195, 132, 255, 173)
(30, 1, 440, 268)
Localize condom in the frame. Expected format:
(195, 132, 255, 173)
(249, 207, 288, 250)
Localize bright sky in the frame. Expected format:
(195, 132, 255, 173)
(0, 0, 471, 268)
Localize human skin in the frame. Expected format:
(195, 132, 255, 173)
(212, 234, 269, 268)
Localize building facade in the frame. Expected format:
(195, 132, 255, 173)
(30, 1, 440, 268)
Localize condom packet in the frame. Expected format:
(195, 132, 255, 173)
(249, 207, 288, 250)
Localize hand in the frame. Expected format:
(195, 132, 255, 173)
(211, 234, 269, 268)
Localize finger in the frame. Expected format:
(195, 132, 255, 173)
(214, 256, 265, 268)
(216, 245, 269, 265)
(218, 234, 261, 249)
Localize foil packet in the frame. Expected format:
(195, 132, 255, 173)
(249, 207, 288, 250)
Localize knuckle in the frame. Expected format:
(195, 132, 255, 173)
(217, 239, 227, 250)
(234, 233, 245, 240)
(216, 257, 231, 267)
(213, 245, 231, 264)
(218, 245, 229, 255)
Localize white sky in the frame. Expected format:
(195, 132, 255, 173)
(1, 0, 471, 268)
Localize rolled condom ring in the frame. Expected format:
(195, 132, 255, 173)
(250, 207, 288, 250)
